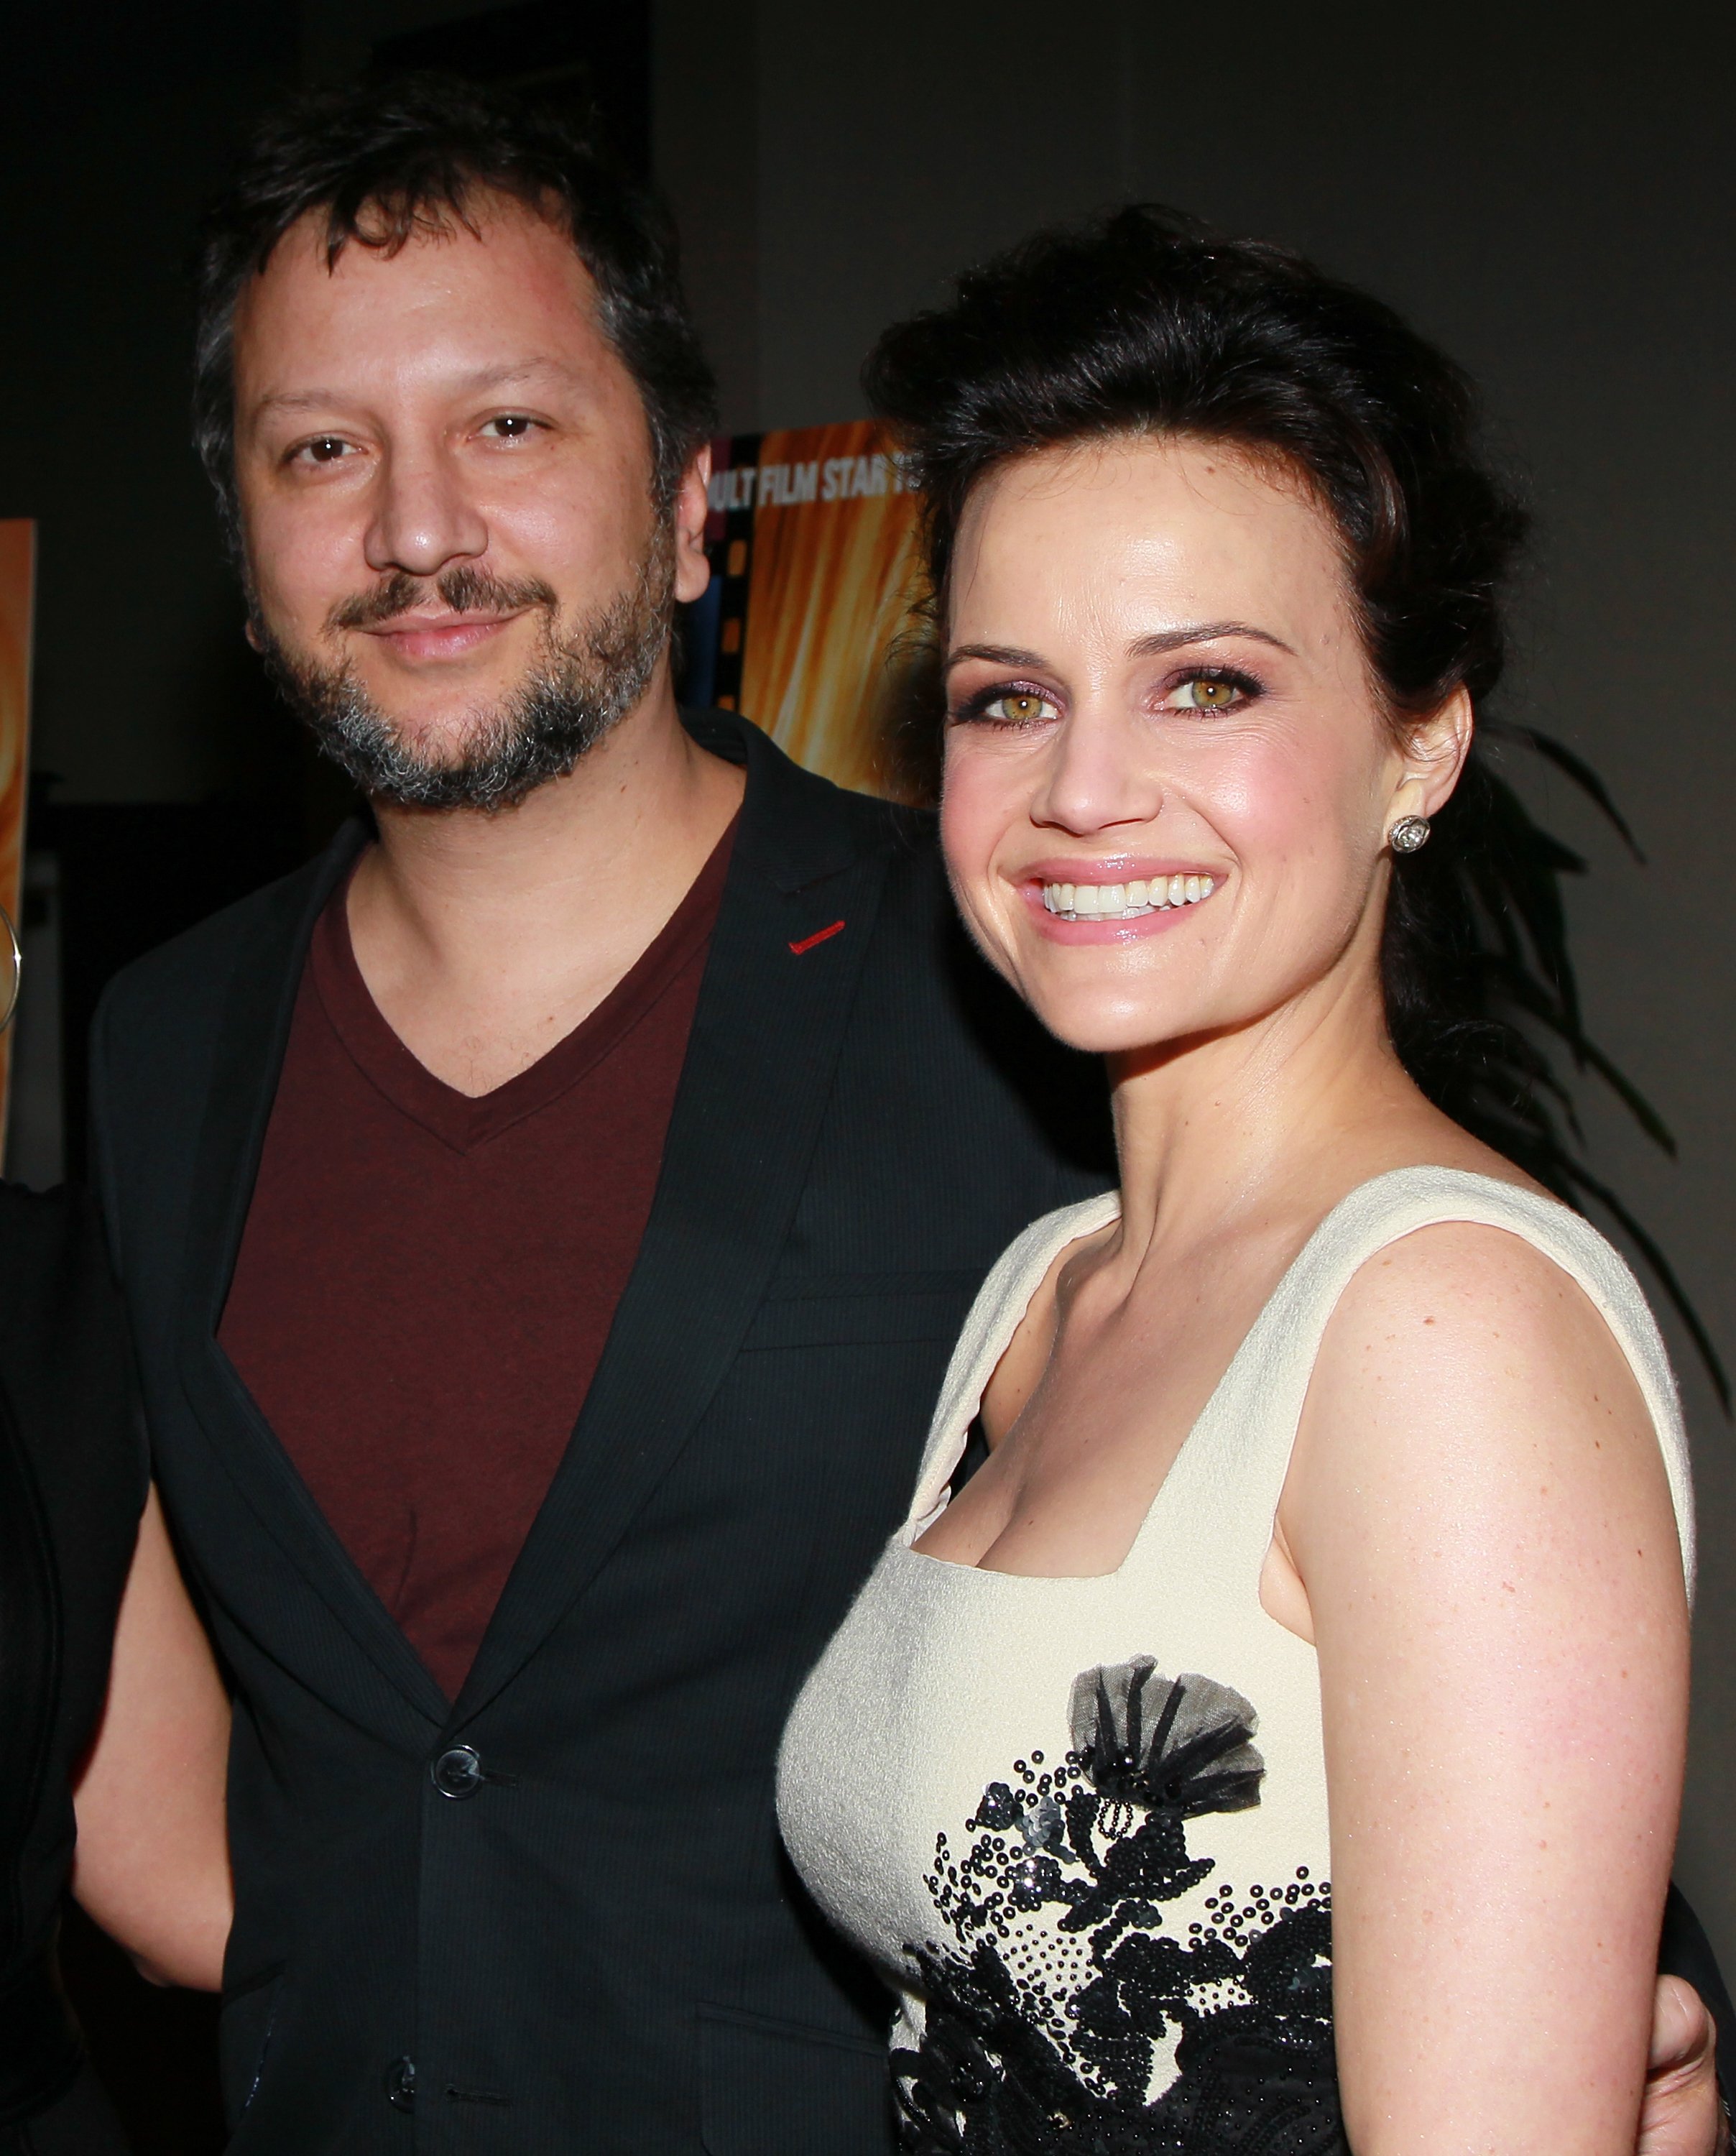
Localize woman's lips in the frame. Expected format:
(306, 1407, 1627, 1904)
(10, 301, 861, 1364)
(1018, 867, 1222, 941)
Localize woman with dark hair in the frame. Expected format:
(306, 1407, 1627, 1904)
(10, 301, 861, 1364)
(778, 208, 1710, 2152)
(0, 1180, 231, 2153)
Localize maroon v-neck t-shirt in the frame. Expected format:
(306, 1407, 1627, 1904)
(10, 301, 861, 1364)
(219, 822, 735, 1702)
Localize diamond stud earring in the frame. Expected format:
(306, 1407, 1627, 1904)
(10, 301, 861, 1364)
(1388, 814, 1431, 854)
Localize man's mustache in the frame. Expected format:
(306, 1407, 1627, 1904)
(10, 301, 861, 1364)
(326, 566, 559, 634)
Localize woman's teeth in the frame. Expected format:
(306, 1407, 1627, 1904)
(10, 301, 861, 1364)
(1040, 874, 1215, 920)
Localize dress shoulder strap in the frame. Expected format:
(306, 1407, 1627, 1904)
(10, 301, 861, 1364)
(905, 1192, 1122, 1531)
(1142, 1166, 1694, 1596)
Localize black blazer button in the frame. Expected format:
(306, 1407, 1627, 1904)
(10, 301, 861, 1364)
(430, 1744, 485, 1800)
(385, 2056, 416, 2110)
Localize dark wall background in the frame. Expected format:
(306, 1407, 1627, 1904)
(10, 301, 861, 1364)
(0, 0, 1729, 2134)
(0, 4, 302, 803)
(0, 4, 321, 1202)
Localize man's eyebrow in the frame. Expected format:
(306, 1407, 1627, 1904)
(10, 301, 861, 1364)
(448, 357, 588, 393)
(944, 622, 1296, 673)
(249, 390, 350, 421)
(249, 357, 587, 423)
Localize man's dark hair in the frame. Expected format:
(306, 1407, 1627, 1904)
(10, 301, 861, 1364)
(193, 73, 717, 539)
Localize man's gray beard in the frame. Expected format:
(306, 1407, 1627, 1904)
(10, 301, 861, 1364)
(256, 542, 675, 814)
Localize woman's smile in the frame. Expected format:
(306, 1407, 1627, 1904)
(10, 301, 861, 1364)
(1020, 864, 1222, 941)
(1038, 870, 1217, 920)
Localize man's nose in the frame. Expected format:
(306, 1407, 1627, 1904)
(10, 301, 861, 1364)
(362, 448, 489, 579)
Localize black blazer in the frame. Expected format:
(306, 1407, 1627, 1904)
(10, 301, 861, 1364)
(90, 714, 1113, 2155)
(0, 1186, 144, 2155)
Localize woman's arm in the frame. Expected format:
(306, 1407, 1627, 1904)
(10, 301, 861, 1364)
(70, 1483, 232, 1989)
(1278, 1220, 1689, 2155)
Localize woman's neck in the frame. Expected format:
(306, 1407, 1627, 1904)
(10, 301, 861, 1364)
(1104, 961, 1428, 1263)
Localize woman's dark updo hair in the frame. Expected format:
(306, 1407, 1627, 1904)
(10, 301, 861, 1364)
(866, 203, 1524, 730)
(867, 206, 1725, 1399)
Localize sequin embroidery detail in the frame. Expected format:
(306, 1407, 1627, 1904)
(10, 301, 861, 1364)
(895, 1661, 1344, 2154)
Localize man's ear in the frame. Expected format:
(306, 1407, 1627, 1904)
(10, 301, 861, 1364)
(241, 568, 265, 653)
(673, 444, 712, 607)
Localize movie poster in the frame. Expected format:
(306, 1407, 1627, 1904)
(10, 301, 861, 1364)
(681, 420, 931, 801)
(0, 521, 32, 1151)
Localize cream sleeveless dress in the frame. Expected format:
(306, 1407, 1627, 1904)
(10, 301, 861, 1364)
(777, 1169, 1694, 2155)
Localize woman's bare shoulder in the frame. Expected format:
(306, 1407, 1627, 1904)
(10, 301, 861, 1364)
(1294, 1212, 1669, 1534)
(980, 1212, 1118, 1446)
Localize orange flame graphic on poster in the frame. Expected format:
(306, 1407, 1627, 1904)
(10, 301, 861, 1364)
(735, 420, 927, 800)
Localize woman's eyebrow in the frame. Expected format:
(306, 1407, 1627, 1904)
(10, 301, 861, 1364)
(943, 642, 1043, 673)
(1127, 621, 1296, 658)
(944, 624, 1297, 676)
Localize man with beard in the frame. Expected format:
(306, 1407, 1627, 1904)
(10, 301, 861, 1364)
(88, 75, 1726, 2156)
(87, 76, 1107, 2155)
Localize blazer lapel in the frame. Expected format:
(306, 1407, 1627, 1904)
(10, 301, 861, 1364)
(172, 821, 451, 1729)
(453, 719, 892, 1723)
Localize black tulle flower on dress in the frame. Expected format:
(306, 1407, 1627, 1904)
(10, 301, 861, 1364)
(904, 1667, 1338, 2148)
(1068, 1659, 1264, 1817)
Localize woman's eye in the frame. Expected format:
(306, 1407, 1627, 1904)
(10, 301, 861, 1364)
(296, 437, 353, 466)
(1169, 674, 1247, 713)
(481, 414, 538, 440)
(979, 690, 1059, 726)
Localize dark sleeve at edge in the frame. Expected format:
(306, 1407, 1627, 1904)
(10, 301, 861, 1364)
(1660, 1882, 1735, 2104)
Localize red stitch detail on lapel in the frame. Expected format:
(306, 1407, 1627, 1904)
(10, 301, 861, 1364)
(788, 919, 847, 955)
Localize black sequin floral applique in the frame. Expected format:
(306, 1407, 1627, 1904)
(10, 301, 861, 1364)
(897, 1660, 1344, 2155)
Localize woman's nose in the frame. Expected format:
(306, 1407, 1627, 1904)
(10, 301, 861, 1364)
(1029, 711, 1165, 836)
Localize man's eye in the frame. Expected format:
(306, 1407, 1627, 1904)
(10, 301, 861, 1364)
(979, 690, 1059, 726)
(481, 414, 537, 440)
(297, 437, 352, 465)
